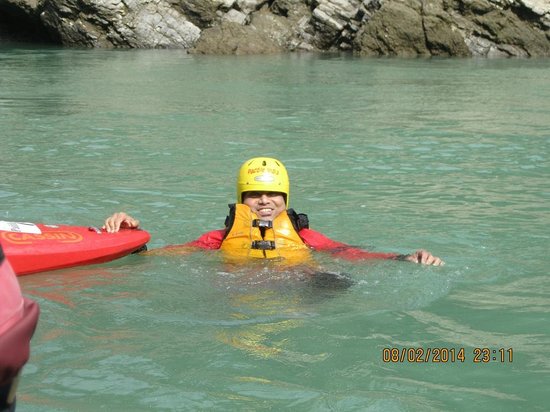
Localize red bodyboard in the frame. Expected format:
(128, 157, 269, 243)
(0, 222, 150, 276)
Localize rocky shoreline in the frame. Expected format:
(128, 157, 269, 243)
(1, 0, 549, 57)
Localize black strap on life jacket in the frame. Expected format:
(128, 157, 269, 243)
(223, 203, 309, 240)
(223, 204, 235, 237)
(252, 219, 272, 229)
(251, 240, 276, 250)
(286, 208, 309, 232)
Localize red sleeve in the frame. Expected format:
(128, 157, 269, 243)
(164, 229, 225, 250)
(0, 298, 39, 386)
(299, 228, 400, 261)
(0, 253, 40, 386)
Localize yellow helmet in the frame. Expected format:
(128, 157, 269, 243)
(237, 157, 290, 206)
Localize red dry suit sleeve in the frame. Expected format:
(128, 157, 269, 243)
(298, 228, 400, 261)
(0, 299, 39, 386)
(0, 253, 40, 386)
(181, 229, 225, 250)
(152, 229, 225, 254)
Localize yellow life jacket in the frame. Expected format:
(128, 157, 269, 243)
(220, 204, 312, 265)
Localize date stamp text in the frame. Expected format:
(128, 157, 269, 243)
(382, 347, 513, 363)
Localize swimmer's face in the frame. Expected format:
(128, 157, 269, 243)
(242, 192, 286, 221)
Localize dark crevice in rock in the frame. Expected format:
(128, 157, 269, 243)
(420, 0, 430, 53)
(0, 3, 58, 44)
(511, 3, 547, 29)
(271, 0, 290, 17)
(175, 1, 218, 28)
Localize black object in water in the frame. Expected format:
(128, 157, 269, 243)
(309, 271, 354, 290)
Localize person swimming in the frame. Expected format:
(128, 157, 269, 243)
(103, 157, 443, 267)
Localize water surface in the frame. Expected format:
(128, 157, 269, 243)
(1, 46, 549, 411)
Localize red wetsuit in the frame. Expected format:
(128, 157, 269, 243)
(176, 227, 401, 261)
(0, 245, 40, 411)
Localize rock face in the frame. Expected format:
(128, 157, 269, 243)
(354, 0, 550, 57)
(0, 0, 548, 56)
(0, 0, 202, 47)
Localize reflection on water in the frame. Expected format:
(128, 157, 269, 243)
(21, 266, 133, 308)
(450, 276, 550, 313)
(406, 310, 550, 370)
(386, 376, 523, 401)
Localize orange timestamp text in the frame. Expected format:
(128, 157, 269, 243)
(382, 347, 513, 363)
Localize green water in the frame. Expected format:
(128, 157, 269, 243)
(1, 46, 549, 411)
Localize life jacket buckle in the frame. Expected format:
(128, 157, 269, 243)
(251, 240, 276, 250)
(252, 219, 272, 228)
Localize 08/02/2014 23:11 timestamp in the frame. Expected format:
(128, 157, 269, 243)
(382, 347, 514, 363)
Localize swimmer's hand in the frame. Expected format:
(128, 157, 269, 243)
(102, 212, 140, 233)
(403, 250, 444, 266)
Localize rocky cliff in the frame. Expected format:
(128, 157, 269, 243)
(1, 0, 549, 57)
